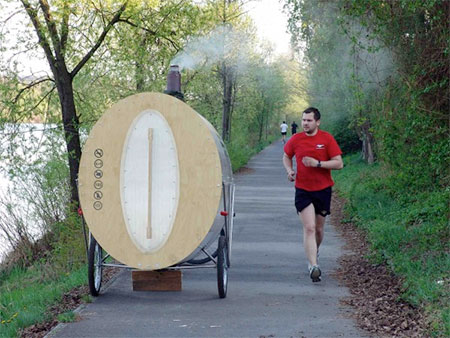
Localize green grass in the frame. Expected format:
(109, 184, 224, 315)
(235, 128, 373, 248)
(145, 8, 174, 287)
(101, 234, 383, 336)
(333, 154, 450, 337)
(0, 264, 87, 337)
(57, 311, 76, 323)
(228, 133, 278, 172)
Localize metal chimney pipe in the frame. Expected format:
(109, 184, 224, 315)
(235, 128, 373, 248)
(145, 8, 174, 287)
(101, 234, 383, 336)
(164, 65, 184, 101)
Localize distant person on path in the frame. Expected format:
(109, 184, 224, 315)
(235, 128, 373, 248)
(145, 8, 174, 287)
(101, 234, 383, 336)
(282, 107, 343, 282)
(280, 121, 288, 144)
(291, 121, 298, 135)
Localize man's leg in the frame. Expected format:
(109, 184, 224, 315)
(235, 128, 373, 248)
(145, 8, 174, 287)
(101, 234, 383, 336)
(315, 214, 326, 249)
(299, 203, 317, 266)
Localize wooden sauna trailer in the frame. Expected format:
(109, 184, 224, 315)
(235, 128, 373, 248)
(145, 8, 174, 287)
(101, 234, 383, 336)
(78, 92, 235, 298)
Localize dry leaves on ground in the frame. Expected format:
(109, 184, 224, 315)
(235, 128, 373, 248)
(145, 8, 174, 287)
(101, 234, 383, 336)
(330, 194, 426, 337)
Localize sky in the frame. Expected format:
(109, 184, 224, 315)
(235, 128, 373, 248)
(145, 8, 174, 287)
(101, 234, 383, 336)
(246, 0, 291, 55)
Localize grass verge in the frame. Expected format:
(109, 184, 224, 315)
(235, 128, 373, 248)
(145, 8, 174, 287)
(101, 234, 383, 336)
(333, 154, 449, 337)
(228, 134, 278, 171)
(0, 264, 87, 337)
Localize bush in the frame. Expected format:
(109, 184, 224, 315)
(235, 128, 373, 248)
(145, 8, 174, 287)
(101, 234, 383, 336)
(327, 116, 362, 154)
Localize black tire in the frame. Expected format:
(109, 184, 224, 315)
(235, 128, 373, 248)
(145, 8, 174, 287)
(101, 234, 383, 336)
(217, 235, 228, 298)
(88, 236, 103, 296)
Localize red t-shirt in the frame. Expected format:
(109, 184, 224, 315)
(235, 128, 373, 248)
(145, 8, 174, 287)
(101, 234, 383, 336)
(284, 130, 342, 191)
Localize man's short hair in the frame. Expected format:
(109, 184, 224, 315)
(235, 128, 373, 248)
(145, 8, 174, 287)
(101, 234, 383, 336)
(303, 107, 321, 121)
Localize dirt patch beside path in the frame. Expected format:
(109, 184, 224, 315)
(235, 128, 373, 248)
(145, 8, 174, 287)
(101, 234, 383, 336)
(20, 266, 120, 338)
(235, 166, 255, 174)
(330, 194, 427, 337)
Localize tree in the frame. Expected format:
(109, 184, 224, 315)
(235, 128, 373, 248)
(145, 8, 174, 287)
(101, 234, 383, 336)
(1, 0, 207, 209)
(283, 0, 389, 159)
(15, 0, 130, 208)
(284, 0, 448, 185)
(247, 58, 289, 142)
(208, 0, 251, 142)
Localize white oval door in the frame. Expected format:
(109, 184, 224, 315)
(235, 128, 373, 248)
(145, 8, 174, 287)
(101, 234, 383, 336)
(120, 109, 179, 253)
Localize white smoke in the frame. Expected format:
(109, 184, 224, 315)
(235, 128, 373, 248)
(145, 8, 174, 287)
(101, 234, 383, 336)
(171, 25, 252, 71)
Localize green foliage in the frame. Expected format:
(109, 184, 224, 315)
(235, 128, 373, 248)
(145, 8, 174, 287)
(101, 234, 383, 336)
(227, 127, 277, 172)
(284, 0, 449, 183)
(334, 154, 450, 336)
(181, 14, 291, 161)
(325, 116, 361, 154)
(57, 311, 76, 323)
(49, 212, 86, 271)
(0, 265, 87, 337)
(0, 126, 88, 270)
(372, 81, 449, 190)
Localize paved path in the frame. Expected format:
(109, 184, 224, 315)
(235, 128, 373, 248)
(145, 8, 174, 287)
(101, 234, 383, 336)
(49, 140, 367, 338)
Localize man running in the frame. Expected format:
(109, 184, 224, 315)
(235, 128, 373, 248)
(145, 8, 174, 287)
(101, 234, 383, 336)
(282, 107, 343, 282)
(280, 121, 288, 144)
(291, 121, 298, 135)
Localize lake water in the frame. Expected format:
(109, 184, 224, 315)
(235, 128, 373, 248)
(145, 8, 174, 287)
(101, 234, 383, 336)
(0, 123, 64, 263)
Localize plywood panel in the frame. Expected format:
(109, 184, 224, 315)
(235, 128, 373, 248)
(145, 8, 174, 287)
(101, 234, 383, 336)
(78, 93, 222, 270)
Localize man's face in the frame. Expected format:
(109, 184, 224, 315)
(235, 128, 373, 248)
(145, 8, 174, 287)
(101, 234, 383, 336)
(302, 112, 320, 135)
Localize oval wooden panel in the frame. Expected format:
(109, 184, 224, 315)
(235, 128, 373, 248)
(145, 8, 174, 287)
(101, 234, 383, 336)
(78, 93, 222, 270)
(121, 110, 179, 253)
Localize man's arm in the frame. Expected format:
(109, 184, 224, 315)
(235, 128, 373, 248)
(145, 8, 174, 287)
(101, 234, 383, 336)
(283, 153, 296, 181)
(302, 155, 343, 170)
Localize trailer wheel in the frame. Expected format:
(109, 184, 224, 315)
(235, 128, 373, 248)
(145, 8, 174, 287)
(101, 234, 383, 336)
(88, 236, 103, 296)
(217, 235, 228, 298)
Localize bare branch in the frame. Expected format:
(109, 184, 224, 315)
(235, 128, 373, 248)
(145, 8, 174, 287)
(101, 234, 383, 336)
(118, 17, 156, 35)
(32, 86, 55, 114)
(71, 2, 128, 78)
(118, 8, 182, 51)
(39, 0, 63, 60)
(60, 3, 70, 55)
(13, 77, 54, 104)
(182, 59, 210, 87)
(19, 86, 56, 123)
(3, 9, 23, 23)
(154, 0, 185, 35)
(20, 0, 56, 69)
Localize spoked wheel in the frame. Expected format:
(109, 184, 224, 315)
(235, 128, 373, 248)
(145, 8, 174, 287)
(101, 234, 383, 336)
(88, 236, 103, 296)
(217, 235, 228, 298)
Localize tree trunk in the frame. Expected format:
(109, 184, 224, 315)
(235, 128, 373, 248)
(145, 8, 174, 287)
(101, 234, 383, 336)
(135, 32, 148, 92)
(136, 61, 145, 92)
(258, 116, 263, 142)
(20, 0, 127, 210)
(54, 68, 82, 207)
(222, 64, 233, 142)
(360, 123, 375, 164)
(257, 105, 265, 142)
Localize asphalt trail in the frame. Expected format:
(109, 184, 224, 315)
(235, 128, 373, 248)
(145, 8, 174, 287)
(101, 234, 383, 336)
(48, 140, 367, 338)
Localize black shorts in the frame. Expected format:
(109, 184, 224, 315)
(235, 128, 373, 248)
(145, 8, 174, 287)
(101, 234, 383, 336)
(281, 132, 287, 135)
(295, 187, 332, 217)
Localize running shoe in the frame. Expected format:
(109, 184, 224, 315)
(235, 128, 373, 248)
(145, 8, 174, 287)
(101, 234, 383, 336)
(309, 265, 321, 282)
